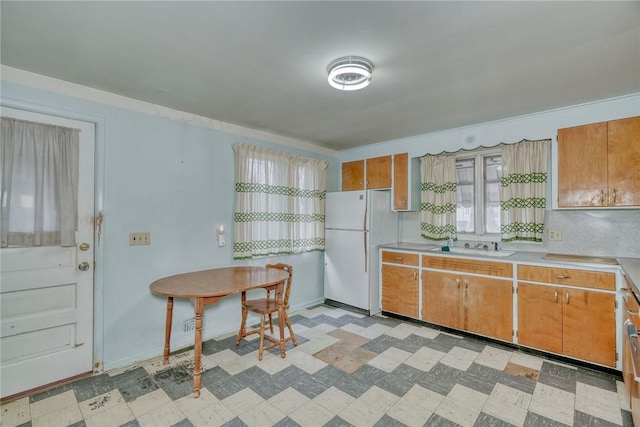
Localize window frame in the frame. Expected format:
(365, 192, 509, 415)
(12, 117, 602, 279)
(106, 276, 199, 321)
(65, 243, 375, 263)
(455, 148, 502, 240)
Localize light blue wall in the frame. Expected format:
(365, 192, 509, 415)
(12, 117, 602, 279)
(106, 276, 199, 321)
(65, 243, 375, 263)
(1, 80, 339, 371)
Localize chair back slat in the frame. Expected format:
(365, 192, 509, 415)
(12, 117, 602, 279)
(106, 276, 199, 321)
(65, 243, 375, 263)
(265, 263, 293, 306)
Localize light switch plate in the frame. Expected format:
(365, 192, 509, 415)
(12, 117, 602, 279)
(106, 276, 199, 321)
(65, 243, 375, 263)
(548, 229, 562, 241)
(129, 232, 150, 245)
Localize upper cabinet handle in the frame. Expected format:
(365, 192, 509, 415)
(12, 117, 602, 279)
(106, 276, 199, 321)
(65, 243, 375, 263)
(611, 188, 618, 204)
(600, 189, 605, 205)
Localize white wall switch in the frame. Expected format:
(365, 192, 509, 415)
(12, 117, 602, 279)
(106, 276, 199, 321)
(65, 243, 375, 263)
(129, 232, 151, 245)
(216, 225, 226, 247)
(548, 229, 562, 241)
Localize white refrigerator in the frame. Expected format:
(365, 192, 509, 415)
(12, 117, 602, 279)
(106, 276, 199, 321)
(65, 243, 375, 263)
(323, 190, 399, 315)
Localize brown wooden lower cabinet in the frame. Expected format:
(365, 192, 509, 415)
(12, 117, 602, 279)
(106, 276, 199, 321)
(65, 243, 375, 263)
(381, 264, 419, 318)
(422, 270, 513, 342)
(518, 282, 616, 367)
(422, 270, 462, 329)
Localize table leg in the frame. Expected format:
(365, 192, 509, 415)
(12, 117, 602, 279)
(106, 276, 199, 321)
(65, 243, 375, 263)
(193, 297, 204, 398)
(277, 285, 286, 358)
(163, 297, 174, 365)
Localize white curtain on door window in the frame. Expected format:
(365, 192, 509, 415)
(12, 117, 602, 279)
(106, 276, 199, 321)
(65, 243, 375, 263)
(1, 117, 79, 248)
(500, 139, 550, 242)
(232, 143, 327, 259)
(420, 154, 457, 241)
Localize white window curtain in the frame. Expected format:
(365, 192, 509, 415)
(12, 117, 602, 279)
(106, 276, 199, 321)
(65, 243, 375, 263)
(1, 117, 79, 248)
(500, 139, 550, 242)
(420, 154, 457, 241)
(232, 143, 327, 259)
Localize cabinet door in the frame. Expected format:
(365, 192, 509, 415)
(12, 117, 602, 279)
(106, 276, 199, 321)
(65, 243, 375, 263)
(366, 155, 392, 189)
(422, 270, 462, 329)
(465, 276, 513, 342)
(608, 116, 640, 206)
(342, 160, 365, 191)
(557, 122, 608, 207)
(562, 288, 616, 367)
(393, 153, 409, 210)
(381, 264, 419, 318)
(623, 287, 639, 409)
(517, 283, 563, 354)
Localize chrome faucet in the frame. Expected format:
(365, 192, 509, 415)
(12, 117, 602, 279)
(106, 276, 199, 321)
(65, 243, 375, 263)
(492, 242, 499, 251)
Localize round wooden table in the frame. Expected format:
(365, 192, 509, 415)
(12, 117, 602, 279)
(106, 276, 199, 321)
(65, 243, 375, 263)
(150, 266, 290, 397)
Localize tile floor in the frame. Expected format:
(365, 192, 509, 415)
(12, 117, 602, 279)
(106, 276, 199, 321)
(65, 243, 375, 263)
(1, 304, 634, 427)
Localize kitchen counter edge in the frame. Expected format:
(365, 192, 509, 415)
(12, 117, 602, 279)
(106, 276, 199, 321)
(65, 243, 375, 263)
(379, 242, 640, 292)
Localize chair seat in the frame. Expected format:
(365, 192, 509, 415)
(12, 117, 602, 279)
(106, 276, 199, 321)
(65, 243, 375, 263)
(243, 298, 289, 314)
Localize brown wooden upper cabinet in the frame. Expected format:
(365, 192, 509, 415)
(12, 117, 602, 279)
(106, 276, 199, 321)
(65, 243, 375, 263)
(366, 156, 392, 189)
(341, 155, 391, 191)
(557, 116, 640, 207)
(392, 153, 421, 211)
(341, 160, 365, 191)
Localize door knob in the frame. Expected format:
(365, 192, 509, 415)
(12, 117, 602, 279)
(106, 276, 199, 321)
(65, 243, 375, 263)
(79, 242, 90, 251)
(78, 262, 91, 272)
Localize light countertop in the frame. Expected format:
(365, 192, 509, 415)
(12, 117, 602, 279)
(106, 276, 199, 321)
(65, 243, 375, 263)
(380, 242, 640, 291)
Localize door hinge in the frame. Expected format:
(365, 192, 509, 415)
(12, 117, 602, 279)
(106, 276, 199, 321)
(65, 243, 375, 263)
(615, 300, 618, 309)
(616, 351, 619, 362)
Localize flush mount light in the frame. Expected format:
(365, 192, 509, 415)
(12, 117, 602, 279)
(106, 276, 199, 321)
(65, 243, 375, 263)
(327, 56, 373, 91)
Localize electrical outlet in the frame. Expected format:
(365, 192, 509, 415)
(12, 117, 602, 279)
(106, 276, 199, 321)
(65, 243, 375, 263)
(129, 232, 151, 245)
(548, 229, 562, 241)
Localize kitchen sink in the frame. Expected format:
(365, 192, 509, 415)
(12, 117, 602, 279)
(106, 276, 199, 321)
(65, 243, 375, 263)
(429, 247, 516, 257)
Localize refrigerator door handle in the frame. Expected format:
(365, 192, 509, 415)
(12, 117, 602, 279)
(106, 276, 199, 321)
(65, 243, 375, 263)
(364, 231, 368, 273)
(363, 191, 368, 231)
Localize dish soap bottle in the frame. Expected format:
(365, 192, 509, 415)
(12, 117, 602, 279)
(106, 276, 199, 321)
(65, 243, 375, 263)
(447, 234, 454, 250)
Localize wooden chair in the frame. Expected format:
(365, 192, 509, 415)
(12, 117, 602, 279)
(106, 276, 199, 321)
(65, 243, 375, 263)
(236, 263, 298, 360)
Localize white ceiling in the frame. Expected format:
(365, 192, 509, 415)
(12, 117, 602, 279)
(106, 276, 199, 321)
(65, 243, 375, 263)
(1, 1, 639, 151)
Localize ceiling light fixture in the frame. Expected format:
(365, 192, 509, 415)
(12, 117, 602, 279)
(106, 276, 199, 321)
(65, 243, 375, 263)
(327, 56, 374, 91)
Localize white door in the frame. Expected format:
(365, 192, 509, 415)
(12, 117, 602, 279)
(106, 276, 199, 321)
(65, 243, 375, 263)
(0, 107, 95, 399)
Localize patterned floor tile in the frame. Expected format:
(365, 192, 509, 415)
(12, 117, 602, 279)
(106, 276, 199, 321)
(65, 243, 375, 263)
(2, 304, 630, 427)
(538, 361, 578, 394)
(575, 382, 624, 425)
(529, 382, 575, 426)
(268, 387, 311, 415)
(288, 400, 335, 427)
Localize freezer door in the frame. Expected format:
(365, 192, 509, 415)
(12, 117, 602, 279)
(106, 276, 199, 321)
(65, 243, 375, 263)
(324, 229, 369, 310)
(325, 191, 368, 230)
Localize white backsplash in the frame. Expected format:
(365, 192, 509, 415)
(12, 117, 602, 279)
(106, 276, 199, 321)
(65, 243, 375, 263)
(399, 209, 640, 259)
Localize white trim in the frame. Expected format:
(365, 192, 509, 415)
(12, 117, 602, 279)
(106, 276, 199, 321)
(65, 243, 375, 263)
(1, 65, 339, 157)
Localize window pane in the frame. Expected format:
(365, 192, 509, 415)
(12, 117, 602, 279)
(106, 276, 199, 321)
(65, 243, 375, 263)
(484, 155, 502, 234)
(456, 158, 474, 233)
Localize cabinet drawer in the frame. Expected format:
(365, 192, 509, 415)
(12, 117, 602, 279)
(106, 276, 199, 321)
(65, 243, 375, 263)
(517, 265, 615, 291)
(422, 255, 513, 278)
(382, 251, 419, 266)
